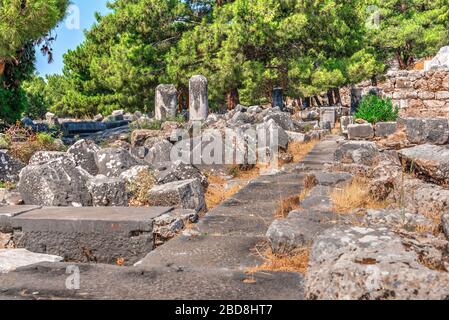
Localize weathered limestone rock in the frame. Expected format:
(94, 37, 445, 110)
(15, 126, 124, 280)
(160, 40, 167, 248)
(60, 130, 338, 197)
(286, 131, 310, 143)
(120, 165, 152, 184)
(340, 116, 354, 135)
(334, 141, 379, 166)
(0, 151, 25, 183)
(263, 111, 294, 131)
(375, 122, 397, 137)
(257, 119, 289, 150)
(229, 111, 255, 126)
(0, 249, 62, 273)
(368, 158, 402, 201)
(18, 157, 92, 207)
(365, 209, 434, 232)
(267, 210, 340, 254)
(155, 84, 178, 121)
(399, 118, 449, 145)
(248, 105, 263, 114)
(347, 123, 374, 140)
(28, 151, 67, 166)
(320, 107, 337, 129)
(189, 75, 209, 121)
(144, 140, 173, 167)
(131, 129, 161, 148)
(155, 161, 208, 189)
(153, 209, 198, 245)
(95, 148, 139, 177)
(67, 139, 100, 175)
(87, 175, 128, 207)
(425, 46, 449, 71)
(398, 144, 449, 185)
(0, 188, 22, 205)
(306, 225, 449, 300)
(148, 179, 206, 213)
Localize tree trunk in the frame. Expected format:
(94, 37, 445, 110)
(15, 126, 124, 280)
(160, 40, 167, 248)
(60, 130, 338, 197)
(303, 97, 311, 109)
(314, 95, 322, 107)
(333, 88, 341, 104)
(177, 86, 188, 112)
(327, 89, 335, 105)
(226, 88, 240, 111)
(0, 62, 4, 76)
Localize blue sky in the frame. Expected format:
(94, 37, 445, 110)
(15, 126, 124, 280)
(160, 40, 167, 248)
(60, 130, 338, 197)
(36, 0, 110, 76)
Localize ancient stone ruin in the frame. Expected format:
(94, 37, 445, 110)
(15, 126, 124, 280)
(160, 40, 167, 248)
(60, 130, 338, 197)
(2, 47, 449, 301)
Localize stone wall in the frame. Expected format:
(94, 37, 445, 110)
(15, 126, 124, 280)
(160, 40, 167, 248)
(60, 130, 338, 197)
(341, 68, 449, 118)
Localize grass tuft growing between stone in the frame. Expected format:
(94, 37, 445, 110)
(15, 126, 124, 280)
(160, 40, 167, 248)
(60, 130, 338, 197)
(331, 177, 390, 214)
(287, 140, 318, 163)
(128, 170, 156, 207)
(274, 195, 300, 219)
(205, 175, 242, 210)
(247, 245, 310, 274)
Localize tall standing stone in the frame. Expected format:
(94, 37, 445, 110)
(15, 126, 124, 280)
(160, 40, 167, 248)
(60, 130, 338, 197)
(155, 84, 178, 121)
(272, 87, 285, 111)
(351, 87, 363, 114)
(189, 75, 209, 121)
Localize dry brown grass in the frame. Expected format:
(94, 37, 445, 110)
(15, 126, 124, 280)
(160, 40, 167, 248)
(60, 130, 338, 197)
(274, 195, 300, 219)
(128, 170, 156, 207)
(287, 140, 318, 163)
(205, 175, 242, 210)
(330, 177, 390, 214)
(247, 245, 310, 274)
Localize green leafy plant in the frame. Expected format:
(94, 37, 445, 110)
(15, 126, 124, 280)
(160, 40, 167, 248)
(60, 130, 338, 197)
(355, 94, 399, 124)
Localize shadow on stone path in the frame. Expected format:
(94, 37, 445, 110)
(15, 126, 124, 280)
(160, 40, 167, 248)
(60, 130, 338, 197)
(0, 136, 340, 300)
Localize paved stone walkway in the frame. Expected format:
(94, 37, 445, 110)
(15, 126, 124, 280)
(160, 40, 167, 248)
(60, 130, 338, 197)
(0, 136, 340, 300)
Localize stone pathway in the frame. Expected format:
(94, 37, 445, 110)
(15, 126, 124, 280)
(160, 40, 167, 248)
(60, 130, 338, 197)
(0, 136, 340, 300)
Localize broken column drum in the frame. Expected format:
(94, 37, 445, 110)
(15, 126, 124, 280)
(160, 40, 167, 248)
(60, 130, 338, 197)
(272, 87, 285, 111)
(155, 84, 178, 121)
(189, 75, 209, 121)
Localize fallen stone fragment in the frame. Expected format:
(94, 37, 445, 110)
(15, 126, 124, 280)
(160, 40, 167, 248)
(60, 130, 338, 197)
(398, 144, 449, 186)
(0, 151, 25, 183)
(87, 175, 128, 207)
(306, 225, 449, 300)
(334, 141, 379, 166)
(0, 249, 62, 273)
(375, 122, 397, 138)
(153, 209, 198, 245)
(19, 157, 92, 207)
(365, 209, 435, 232)
(95, 148, 139, 177)
(155, 161, 208, 189)
(399, 118, 449, 145)
(267, 210, 340, 254)
(148, 179, 206, 213)
(67, 139, 101, 175)
(28, 151, 67, 166)
(347, 123, 374, 140)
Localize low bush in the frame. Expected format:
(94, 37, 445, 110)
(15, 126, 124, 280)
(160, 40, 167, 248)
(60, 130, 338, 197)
(355, 94, 399, 124)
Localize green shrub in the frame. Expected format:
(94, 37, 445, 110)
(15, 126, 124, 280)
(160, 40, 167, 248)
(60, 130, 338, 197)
(355, 94, 399, 124)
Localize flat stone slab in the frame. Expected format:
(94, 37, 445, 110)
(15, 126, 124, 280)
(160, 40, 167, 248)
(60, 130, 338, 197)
(0, 263, 304, 300)
(0, 249, 62, 273)
(12, 206, 171, 223)
(137, 235, 265, 270)
(10, 206, 174, 265)
(0, 206, 41, 232)
(195, 213, 271, 237)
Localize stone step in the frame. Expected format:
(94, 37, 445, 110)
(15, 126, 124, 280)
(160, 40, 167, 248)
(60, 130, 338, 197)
(9, 206, 174, 265)
(0, 262, 304, 300)
(137, 235, 265, 270)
